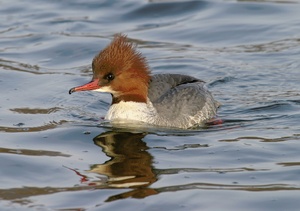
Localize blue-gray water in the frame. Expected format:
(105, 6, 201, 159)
(1, 0, 300, 210)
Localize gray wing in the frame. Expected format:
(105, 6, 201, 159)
(148, 74, 219, 122)
(148, 74, 203, 102)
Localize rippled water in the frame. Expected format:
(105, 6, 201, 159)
(1, 0, 300, 210)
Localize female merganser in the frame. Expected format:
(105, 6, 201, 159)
(69, 34, 220, 129)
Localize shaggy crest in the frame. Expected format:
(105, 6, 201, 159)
(92, 34, 151, 85)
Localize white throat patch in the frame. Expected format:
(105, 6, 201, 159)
(93, 86, 117, 94)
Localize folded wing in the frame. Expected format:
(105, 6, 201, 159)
(148, 74, 219, 126)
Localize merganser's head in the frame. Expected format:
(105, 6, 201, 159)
(69, 34, 151, 103)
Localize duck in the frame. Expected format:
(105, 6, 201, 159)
(69, 34, 220, 129)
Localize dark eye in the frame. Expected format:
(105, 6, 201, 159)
(92, 61, 95, 72)
(104, 73, 114, 81)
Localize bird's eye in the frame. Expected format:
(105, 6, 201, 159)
(92, 61, 95, 72)
(105, 73, 114, 81)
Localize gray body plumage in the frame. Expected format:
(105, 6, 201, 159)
(148, 74, 219, 128)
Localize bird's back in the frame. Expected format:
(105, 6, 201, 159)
(148, 74, 219, 128)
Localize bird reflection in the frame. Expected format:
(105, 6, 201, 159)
(88, 131, 158, 201)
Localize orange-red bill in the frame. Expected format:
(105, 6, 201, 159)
(69, 79, 100, 94)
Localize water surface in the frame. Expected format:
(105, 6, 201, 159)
(1, 0, 300, 210)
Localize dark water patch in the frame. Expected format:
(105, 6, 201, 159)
(219, 116, 261, 123)
(208, 76, 236, 87)
(218, 114, 300, 132)
(219, 134, 300, 143)
(69, 111, 104, 123)
(0, 147, 70, 157)
(10, 107, 61, 114)
(226, 38, 300, 53)
(0, 58, 40, 73)
(0, 120, 68, 133)
(288, 99, 300, 104)
(278, 162, 300, 167)
(153, 143, 209, 151)
(155, 183, 300, 192)
(0, 58, 75, 75)
(236, 0, 300, 4)
(124, 1, 209, 21)
(0, 185, 109, 202)
(240, 100, 300, 114)
(155, 167, 268, 175)
(49, 16, 90, 24)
